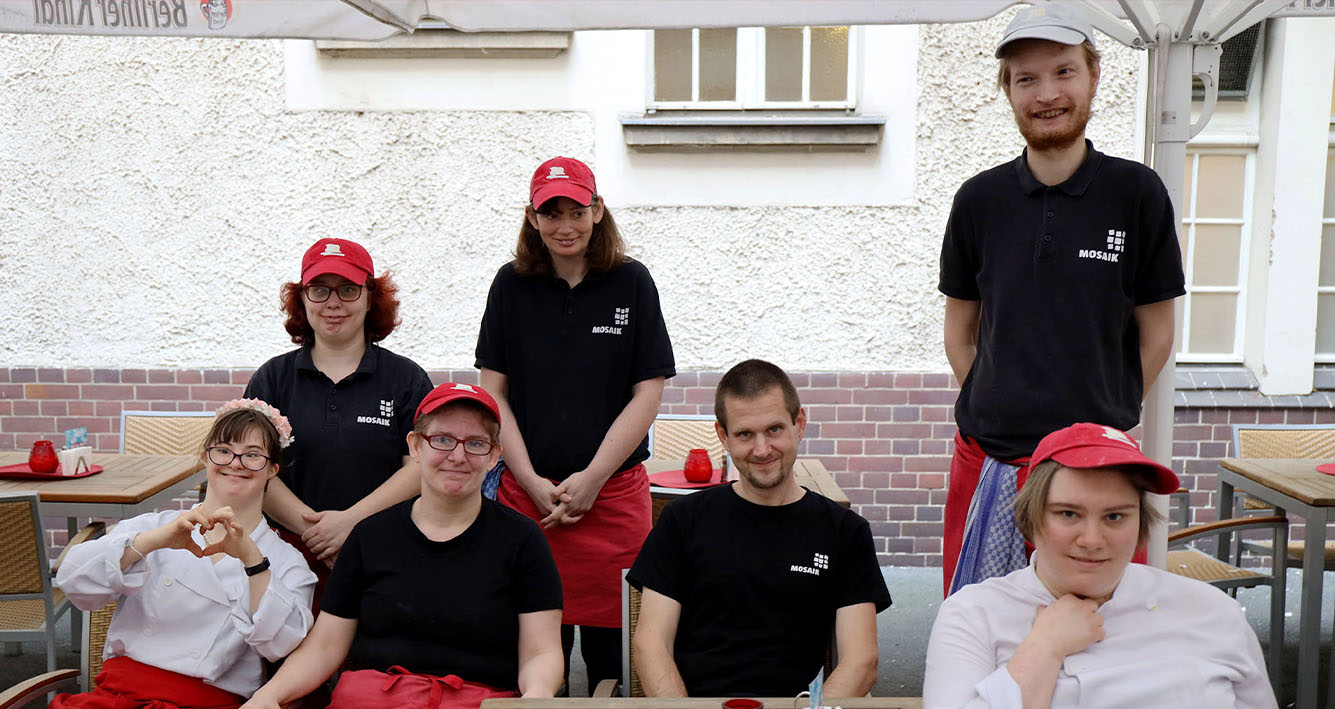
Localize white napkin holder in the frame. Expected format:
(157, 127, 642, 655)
(58, 446, 93, 475)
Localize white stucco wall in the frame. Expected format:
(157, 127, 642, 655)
(0, 11, 1142, 372)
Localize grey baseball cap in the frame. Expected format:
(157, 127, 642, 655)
(995, 4, 1096, 58)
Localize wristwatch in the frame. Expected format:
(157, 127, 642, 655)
(244, 557, 271, 577)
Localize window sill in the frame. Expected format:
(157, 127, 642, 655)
(314, 30, 571, 58)
(620, 112, 884, 152)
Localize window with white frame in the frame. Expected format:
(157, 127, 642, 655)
(1176, 151, 1253, 362)
(650, 27, 856, 109)
(1316, 140, 1335, 361)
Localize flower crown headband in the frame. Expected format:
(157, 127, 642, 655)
(216, 398, 295, 449)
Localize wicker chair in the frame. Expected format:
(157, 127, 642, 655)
(0, 601, 116, 708)
(1165, 506, 1288, 693)
(0, 492, 105, 677)
(1231, 424, 1335, 570)
(119, 411, 215, 456)
(648, 415, 725, 462)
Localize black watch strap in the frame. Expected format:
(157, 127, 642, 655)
(244, 557, 271, 577)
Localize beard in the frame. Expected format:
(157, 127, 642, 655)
(738, 458, 791, 490)
(1014, 100, 1092, 152)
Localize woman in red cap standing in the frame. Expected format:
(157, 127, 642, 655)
(475, 156, 675, 692)
(244, 382, 564, 708)
(245, 238, 433, 602)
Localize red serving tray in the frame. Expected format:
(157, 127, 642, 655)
(1316, 463, 1335, 476)
(649, 468, 727, 489)
(0, 462, 103, 480)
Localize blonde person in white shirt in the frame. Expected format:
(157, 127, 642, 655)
(924, 423, 1275, 709)
(54, 401, 316, 708)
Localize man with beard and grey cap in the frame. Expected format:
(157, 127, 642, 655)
(938, 4, 1185, 596)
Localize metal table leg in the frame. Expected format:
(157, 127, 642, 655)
(1299, 506, 1326, 709)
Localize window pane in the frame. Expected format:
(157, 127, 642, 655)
(1192, 224, 1242, 287)
(1325, 148, 1335, 219)
(1319, 294, 1335, 355)
(1182, 156, 1194, 217)
(654, 30, 692, 102)
(698, 28, 737, 102)
(810, 26, 848, 102)
(1187, 293, 1238, 354)
(1195, 154, 1246, 219)
(765, 27, 803, 102)
(1321, 225, 1335, 287)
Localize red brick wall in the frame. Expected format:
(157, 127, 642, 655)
(6, 366, 1332, 565)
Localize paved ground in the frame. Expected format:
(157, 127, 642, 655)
(5, 568, 1331, 707)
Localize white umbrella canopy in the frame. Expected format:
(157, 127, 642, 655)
(1, 0, 405, 39)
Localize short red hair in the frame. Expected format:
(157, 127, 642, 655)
(279, 272, 402, 345)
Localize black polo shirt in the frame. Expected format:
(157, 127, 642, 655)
(475, 259, 675, 481)
(244, 344, 432, 515)
(939, 141, 1185, 460)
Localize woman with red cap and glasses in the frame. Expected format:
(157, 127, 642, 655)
(245, 238, 432, 596)
(475, 156, 675, 692)
(243, 382, 564, 709)
(924, 423, 1274, 708)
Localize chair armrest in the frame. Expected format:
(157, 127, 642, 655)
(0, 669, 80, 709)
(50, 521, 107, 575)
(592, 679, 619, 697)
(1168, 515, 1287, 546)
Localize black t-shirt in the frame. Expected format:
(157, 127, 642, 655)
(474, 259, 676, 480)
(321, 498, 563, 688)
(244, 344, 432, 514)
(938, 141, 1185, 460)
(626, 485, 892, 697)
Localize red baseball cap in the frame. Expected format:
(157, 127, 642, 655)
(530, 156, 597, 208)
(414, 382, 501, 424)
(301, 238, 374, 285)
(1030, 423, 1179, 494)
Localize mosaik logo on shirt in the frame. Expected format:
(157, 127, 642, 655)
(1078, 229, 1126, 263)
(790, 552, 829, 577)
(591, 307, 630, 335)
(356, 399, 394, 427)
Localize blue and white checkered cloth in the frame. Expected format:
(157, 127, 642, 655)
(949, 456, 1029, 595)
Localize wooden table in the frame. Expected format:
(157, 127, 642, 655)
(0, 452, 204, 529)
(483, 698, 920, 708)
(646, 458, 849, 511)
(1217, 457, 1335, 709)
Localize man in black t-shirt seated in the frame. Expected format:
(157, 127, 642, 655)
(627, 359, 892, 698)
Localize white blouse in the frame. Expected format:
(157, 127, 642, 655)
(56, 508, 316, 697)
(924, 557, 1276, 709)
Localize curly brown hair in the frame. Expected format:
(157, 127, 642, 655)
(512, 197, 629, 277)
(279, 273, 402, 345)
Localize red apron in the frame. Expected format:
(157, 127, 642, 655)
(498, 464, 650, 627)
(328, 666, 517, 709)
(50, 656, 244, 709)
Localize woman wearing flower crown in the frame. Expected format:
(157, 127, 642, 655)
(243, 237, 433, 597)
(53, 400, 317, 708)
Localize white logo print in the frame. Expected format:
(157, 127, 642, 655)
(451, 383, 478, 393)
(547, 167, 568, 180)
(614, 307, 629, 325)
(1106, 229, 1125, 253)
(790, 551, 827, 577)
(357, 399, 394, 427)
(321, 244, 345, 257)
(1100, 426, 1136, 448)
(591, 307, 629, 336)
(1077, 228, 1124, 264)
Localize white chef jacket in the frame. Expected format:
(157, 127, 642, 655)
(923, 556, 1276, 709)
(56, 508, 317, 697)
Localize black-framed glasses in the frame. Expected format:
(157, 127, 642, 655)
(420, 435, 495, 456)
(206, 447, 273, 471)
(303, 283, 364, 303)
